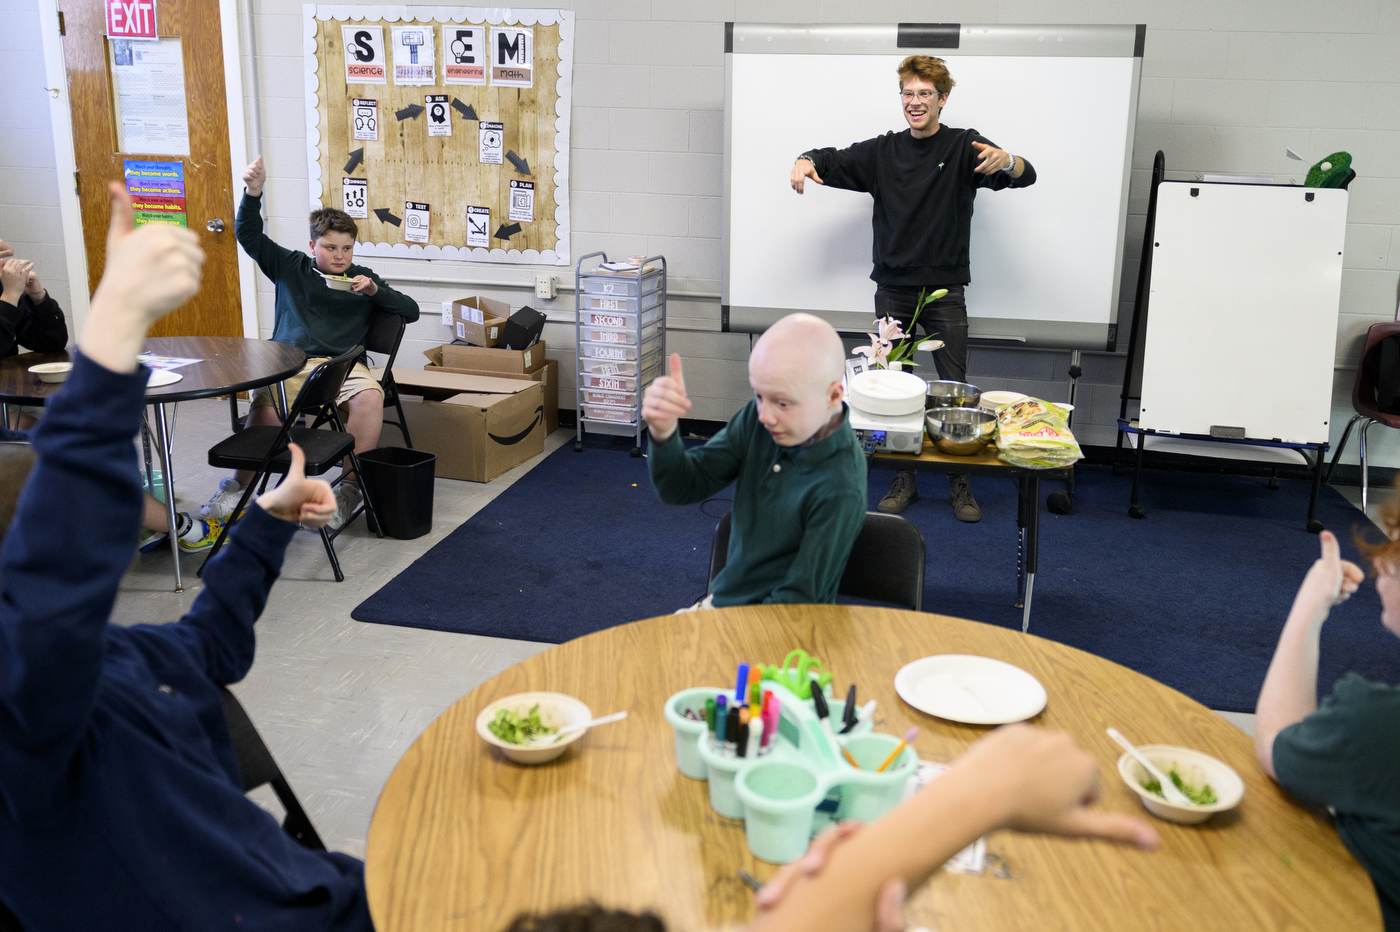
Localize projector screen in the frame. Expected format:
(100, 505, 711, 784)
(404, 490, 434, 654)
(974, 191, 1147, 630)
(721, 23, 1143, 349)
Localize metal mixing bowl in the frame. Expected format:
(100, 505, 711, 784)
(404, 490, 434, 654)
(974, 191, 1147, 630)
(925, 407, 998, 455)
(925, 380, 981, 410)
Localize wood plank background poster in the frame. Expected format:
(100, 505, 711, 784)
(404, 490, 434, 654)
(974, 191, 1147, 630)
(304, 6, 573, 265)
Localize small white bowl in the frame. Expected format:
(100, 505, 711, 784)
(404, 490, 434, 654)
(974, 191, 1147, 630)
(29, 362, 73, 383)
(475, 691, 593, 765)
(978, 390, 1028, 411)
(1117, 744, 1245, 824)
(321, 275, 355, 291)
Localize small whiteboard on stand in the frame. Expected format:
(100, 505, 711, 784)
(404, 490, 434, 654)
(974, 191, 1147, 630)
(1138, 182, 1346, 446)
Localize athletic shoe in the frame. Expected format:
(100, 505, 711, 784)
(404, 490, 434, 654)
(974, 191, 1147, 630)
(137, 528, 168, 553)
(328, 482, 363, 532)
(178, 515, 227, 553)
(199, 477, 244, 520)
(878, 470, 919, 514)
(949, 475, 981, 523)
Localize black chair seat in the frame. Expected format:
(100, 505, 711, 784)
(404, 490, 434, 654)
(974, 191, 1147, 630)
(208, 425, 355, 474)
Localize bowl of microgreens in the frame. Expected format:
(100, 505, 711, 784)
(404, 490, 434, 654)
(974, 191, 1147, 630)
(475, 691, 593, 764)
(1117, 744, 1245, 824)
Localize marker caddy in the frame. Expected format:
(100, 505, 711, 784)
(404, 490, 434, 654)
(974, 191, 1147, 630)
(662, 679, 917, 864)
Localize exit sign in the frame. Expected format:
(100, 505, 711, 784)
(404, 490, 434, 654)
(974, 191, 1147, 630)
(106, 0, 158, 39)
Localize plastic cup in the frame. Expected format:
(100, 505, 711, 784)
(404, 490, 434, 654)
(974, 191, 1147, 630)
(662, 687, 721, 780)
(835, 733, 917, 823)
(705, 756, 745, 819)
(735, 761, 824, 863)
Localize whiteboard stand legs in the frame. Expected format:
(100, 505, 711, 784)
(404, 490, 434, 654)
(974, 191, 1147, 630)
(1128, 427, 1148, 520)
(1307, 443, 1325, 535)
(1021, 573, 1035, 634)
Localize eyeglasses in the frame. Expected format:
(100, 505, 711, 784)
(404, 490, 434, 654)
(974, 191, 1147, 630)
(900, 89, 942, 102)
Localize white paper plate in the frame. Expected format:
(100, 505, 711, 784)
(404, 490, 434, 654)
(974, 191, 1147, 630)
(147, 370, 183, 387)
(894, 655, 1048, 725)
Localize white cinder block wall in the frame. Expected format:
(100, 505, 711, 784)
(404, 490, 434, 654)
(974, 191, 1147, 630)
(9, 0, 1400, 458)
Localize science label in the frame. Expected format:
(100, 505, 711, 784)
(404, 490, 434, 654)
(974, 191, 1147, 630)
(342, 26, 386, 85)
(404, 201, 431, 243)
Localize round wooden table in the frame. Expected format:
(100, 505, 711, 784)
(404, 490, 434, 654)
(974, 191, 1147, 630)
(365, 606, 1381, 932)
(0, 337, 306, 591)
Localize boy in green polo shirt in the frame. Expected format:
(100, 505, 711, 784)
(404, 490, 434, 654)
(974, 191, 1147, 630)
(643, 313, 867, 607)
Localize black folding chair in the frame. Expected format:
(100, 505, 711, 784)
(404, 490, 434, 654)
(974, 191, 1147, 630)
(218, 686, 326, 850)
(364, 309, 412, 448)
(201, 346, 383, 582)
(709, 511, 926, 611)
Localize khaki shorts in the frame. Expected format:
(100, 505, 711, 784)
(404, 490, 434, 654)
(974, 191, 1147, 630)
(250, 358, 381, 411)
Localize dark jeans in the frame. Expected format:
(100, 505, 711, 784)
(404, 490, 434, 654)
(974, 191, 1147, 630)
(873, 284, 968, 383)
(874, 284, 970, 490)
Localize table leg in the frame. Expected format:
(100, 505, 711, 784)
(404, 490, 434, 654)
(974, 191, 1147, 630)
(1016, 475, 1028, 609)
(277, 382, 290, 421)
(152, 402, 183, 592)
(1023, 473, 1041, 634)
(1, 403, 9, 431)
(141, 415, 155, 495)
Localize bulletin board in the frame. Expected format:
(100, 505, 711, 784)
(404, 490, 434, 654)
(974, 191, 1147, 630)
(304, 5, 573, 265)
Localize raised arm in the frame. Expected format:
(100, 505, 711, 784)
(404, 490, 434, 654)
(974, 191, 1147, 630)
(644, 354, 745, 505)
(0, 183, 203, 816)
(792, 137, 882, 195)
(235, 156, 300, 282)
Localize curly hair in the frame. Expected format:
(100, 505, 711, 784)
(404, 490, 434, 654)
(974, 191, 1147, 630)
(897, 55, 955, 95)
(309, 208, 358, 242)
(501, 905, 667, 932)
(1355, 475, 1400, 572)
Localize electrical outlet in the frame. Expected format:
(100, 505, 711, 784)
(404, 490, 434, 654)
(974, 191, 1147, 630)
(534, 274, 556, 299)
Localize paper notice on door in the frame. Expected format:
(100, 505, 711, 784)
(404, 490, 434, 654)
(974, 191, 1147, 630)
(466, 206, 490, 248)
(124, 159, 187, 228)
(342, 178, 368, 218)
(508, 179, 534, 223)
(478, 121, 504, 164)
(443, 24, 486, 85)
(109, 37, 190, 156)
(391, 25, 436, 86)
(404, 201, 431, 243)
(342, 25, 386, 84)
(426, 94, 452, 137)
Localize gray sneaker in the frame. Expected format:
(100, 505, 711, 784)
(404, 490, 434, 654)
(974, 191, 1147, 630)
(878, 470, 919, 514)
(949, 475, 981, 523)
(328, 482, 363, 531)
(199, 477, 244, 520)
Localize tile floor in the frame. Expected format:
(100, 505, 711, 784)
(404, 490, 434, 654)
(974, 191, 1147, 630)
(115, 398, 1386, 858)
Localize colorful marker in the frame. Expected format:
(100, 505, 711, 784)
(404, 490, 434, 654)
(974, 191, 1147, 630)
(706, 697, 716, 734)
(716, 695, 728, 743)
(735, 663, 750, 703)
(726, 706, 740, 752)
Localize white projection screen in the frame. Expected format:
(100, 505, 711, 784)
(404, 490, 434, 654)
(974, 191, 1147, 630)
(721, 23, 1143, 349)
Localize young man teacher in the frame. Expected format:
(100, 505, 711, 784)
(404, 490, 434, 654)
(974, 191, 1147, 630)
(791, 55, 1036, 521)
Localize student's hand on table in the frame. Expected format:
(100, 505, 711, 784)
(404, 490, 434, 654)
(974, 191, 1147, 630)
(1, 259, 32, 303)
(1290, 530, 1364, 623)
(256, 443, 337, 527)
(350, 275, 378, 296)
(971, 142, 1013, 175)
(243, 156, 266, 197)
(790, 158, 823, 194)
(642, 353, 691, 443)
(954, 724, 1159, 850)
(754, 822, 908, 932)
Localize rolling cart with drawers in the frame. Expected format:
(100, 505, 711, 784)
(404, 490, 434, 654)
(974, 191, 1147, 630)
(573, 252, 667, 456)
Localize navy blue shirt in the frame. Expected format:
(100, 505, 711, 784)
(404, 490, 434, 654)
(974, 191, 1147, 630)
(0, 354, 372, 930)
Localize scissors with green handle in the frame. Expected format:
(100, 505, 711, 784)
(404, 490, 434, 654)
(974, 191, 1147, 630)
(761, 649, 833, 700)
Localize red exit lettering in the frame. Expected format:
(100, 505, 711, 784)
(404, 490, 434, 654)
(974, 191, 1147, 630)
(107, 0, 158, 38)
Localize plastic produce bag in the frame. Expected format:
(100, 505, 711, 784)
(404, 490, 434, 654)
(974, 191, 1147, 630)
(995, 398, 1083, 469)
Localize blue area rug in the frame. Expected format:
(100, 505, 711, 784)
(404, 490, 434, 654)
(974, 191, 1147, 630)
(351, 436, 1400, 712)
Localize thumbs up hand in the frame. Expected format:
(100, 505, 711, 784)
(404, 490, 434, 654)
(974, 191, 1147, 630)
(1291, 530, 1365, 624)
(256, 443, 338, 527)
(642, 353, 692, 443)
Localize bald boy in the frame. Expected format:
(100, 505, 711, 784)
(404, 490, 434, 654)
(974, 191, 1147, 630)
(643, 313, 867, 607)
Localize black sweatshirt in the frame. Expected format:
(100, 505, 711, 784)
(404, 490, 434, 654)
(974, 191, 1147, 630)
(0, 291, 68, 359)
(801, 126, 1036, 287)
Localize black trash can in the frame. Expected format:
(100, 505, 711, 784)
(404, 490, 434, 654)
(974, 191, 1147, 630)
(358, 447, 437, 539)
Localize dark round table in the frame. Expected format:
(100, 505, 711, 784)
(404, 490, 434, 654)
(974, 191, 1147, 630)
(0, 337, 306, 591)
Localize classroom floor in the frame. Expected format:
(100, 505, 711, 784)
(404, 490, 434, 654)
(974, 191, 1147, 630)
(113, 399, 1387, 859)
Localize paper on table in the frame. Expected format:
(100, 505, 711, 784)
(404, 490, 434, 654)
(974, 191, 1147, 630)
(905, 760, 988, 874)
(136, 354, 201, 371)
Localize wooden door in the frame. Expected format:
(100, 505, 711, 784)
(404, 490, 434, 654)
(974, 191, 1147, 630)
(60, 0, 242, 337)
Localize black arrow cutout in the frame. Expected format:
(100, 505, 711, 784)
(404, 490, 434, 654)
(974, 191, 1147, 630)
(505, 150, 532, 175)
(395, 103, 425, 121)
(452, 98, 478, 121)
(343, 147, 365, 174)
(494, 222, 521, 240)
(374, 208, 402, 226)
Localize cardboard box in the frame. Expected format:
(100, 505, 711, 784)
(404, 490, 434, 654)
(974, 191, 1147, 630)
(379, 368, 545, 482)
(416, 359, 559, 435)
(442, 296, 509, 347)
(423, 341, 546, 375)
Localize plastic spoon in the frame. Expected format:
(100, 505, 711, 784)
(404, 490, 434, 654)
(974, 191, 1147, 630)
(529, 710, 629, 745)
(1106, 727, 1194, 806)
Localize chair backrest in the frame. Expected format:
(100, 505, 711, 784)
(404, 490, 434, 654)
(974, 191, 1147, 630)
(1354, 323, 1400, 417)
(364, 309, 406, 361)
(709, 511, 926, 611)
(217, 686, 326, 850)
(285, 345, 363, 423)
